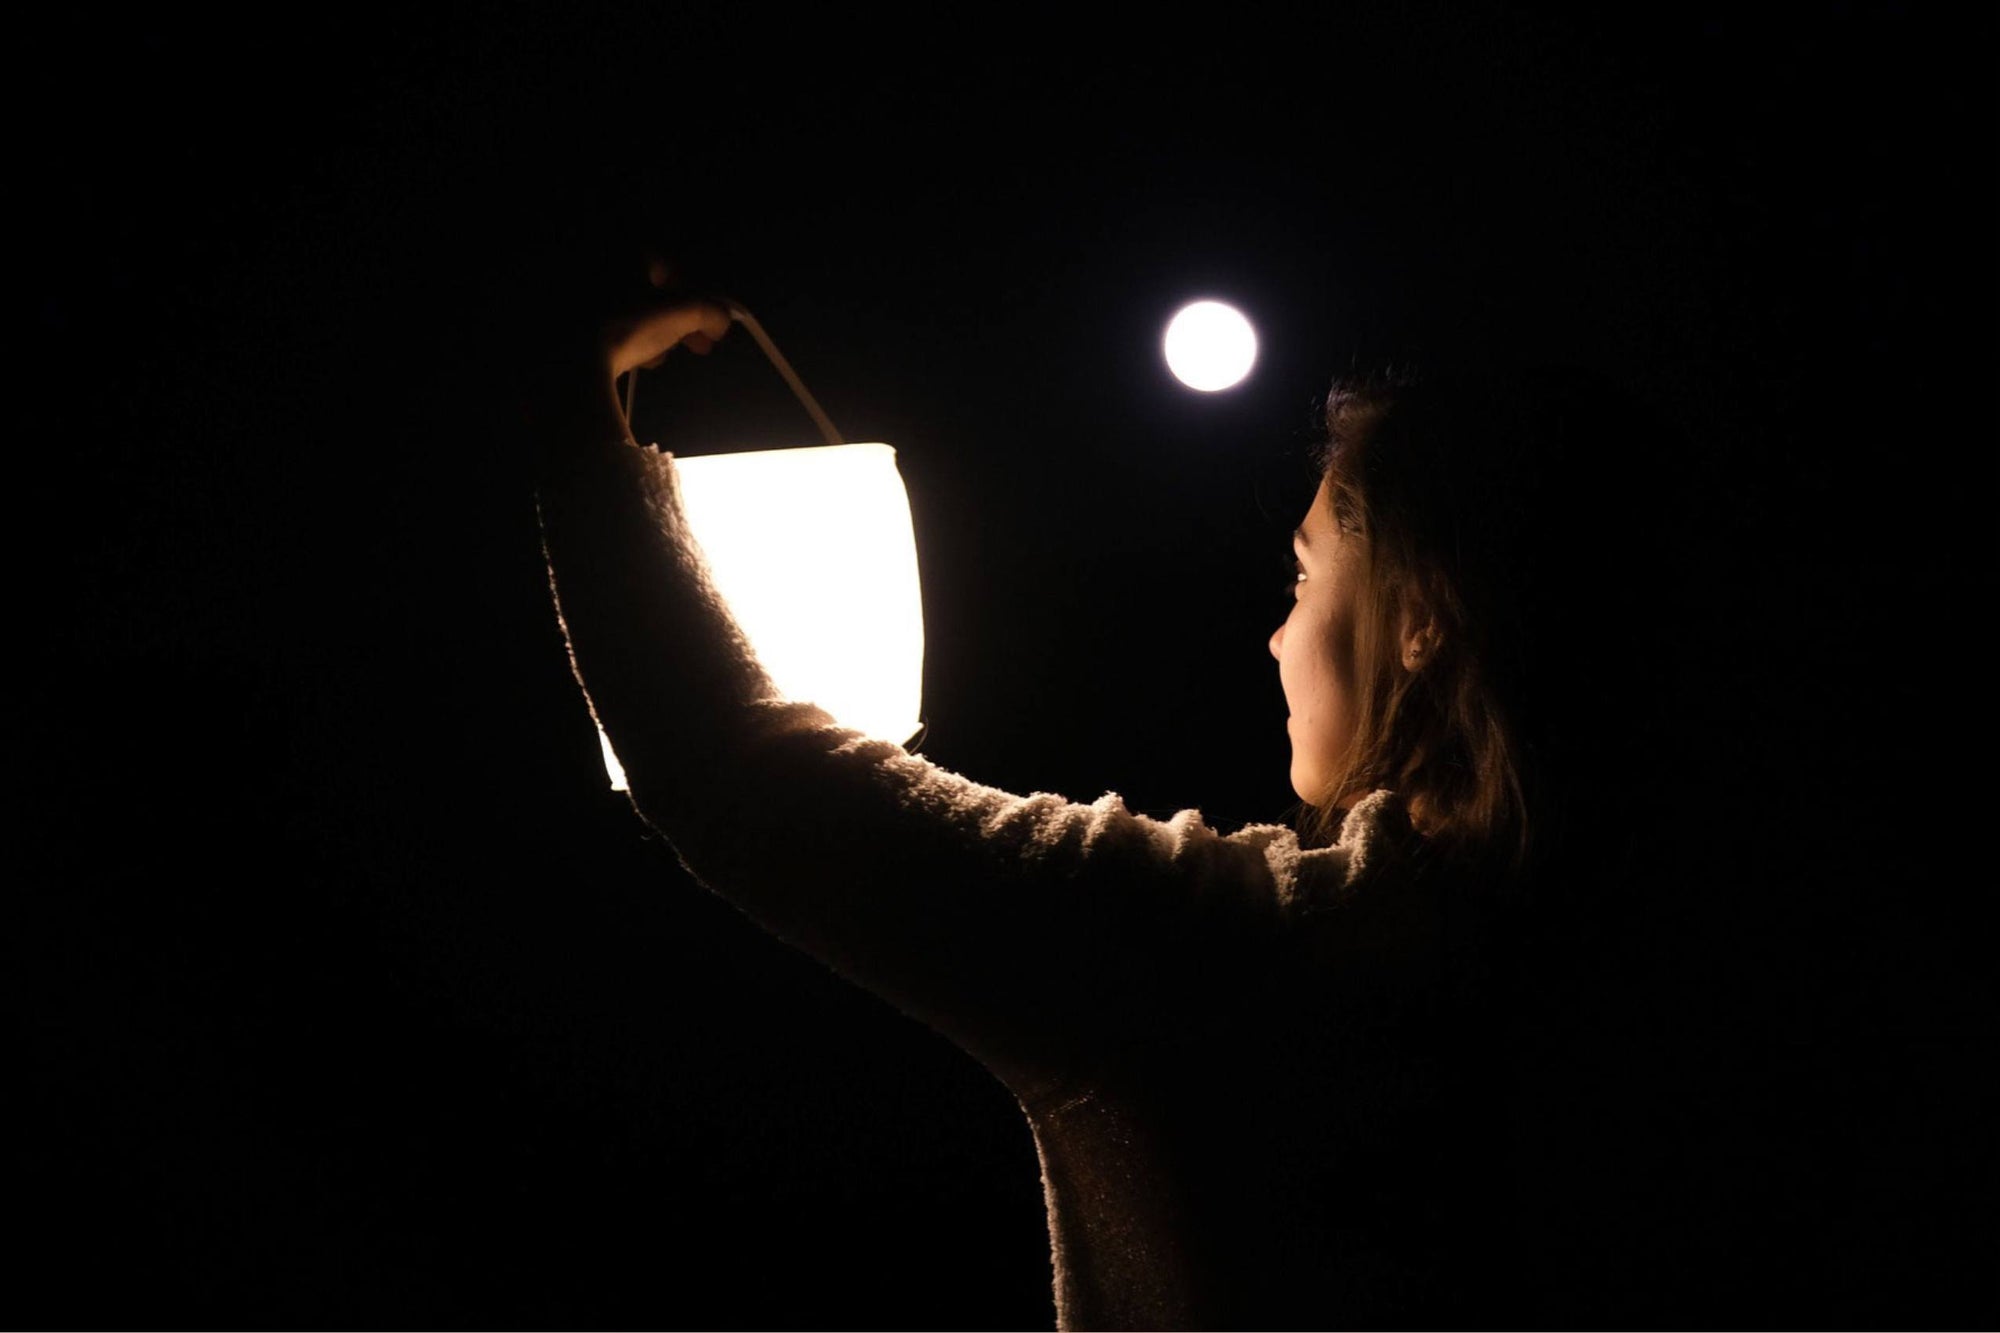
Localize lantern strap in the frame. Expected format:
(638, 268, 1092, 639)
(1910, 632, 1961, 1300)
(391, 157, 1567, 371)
(620, 300, 846, 451)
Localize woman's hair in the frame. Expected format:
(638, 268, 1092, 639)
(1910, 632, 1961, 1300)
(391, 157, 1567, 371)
(1303, 361, 1688, 888)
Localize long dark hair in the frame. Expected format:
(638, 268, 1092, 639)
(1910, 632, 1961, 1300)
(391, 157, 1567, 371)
(1303, 362, 1689, 891)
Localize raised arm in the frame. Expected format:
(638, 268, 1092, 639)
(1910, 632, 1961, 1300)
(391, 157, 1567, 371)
(531, 293, 1398, 1092)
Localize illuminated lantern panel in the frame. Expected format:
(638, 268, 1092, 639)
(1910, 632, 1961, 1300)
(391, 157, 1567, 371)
(599, 442, 925, 791)
(1163, 300, 1258, 392)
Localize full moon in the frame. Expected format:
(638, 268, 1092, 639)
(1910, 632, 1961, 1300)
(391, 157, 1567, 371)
(1163, 300, 1258, 392)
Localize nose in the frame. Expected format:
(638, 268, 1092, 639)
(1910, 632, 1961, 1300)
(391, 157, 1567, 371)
(1269, 620, 1285, 660)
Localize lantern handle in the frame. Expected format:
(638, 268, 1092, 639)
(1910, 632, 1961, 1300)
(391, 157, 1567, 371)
(619, 300, 846, 451)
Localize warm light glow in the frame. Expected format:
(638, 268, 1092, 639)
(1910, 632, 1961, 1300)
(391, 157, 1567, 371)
(599, 443, 925, 791)
(1163, 300, 1257, 391)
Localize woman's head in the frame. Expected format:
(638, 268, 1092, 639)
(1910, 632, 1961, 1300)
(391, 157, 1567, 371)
(1274, 362, 1687, 877)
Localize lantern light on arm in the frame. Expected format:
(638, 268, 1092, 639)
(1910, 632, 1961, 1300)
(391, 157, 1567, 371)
(596, 303, 926, 792)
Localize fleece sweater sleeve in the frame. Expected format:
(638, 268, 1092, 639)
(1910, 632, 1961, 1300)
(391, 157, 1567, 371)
(537, 442, 1389, 1087)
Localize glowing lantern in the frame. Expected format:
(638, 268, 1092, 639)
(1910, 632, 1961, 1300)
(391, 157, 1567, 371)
(597, 305, 926, 792)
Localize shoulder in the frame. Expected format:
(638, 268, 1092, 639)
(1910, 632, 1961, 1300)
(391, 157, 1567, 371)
(1282, 789, 1422, 916)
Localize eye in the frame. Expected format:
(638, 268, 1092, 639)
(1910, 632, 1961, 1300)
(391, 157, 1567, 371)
(1287, 558, 1307, 596)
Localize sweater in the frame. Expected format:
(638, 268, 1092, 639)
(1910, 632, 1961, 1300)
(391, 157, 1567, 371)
(538, 443, 1501, 1330)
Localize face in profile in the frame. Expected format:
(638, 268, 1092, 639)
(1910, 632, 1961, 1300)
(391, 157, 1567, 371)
(1269, 477, 1364, 806)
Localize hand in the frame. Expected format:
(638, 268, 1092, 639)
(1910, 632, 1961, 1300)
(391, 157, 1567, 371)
(603, 255, 732, 374)
(522, 257, 735, 467)
(602, 276, 733, 380)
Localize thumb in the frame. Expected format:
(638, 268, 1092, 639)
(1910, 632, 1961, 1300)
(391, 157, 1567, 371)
(608, 299, 733, 377)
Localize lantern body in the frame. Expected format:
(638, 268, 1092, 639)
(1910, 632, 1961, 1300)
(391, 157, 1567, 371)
(599, 442, 925, 791)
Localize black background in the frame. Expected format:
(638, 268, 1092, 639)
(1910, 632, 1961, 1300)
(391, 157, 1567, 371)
(17, 3, 1996, 1328)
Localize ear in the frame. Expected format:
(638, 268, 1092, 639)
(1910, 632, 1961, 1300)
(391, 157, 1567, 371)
(1399, 602, 1441, 672)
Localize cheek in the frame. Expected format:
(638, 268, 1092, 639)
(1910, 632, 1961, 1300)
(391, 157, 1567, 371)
(1288, 600, 1359, 731)
(1277, 606, 1307, 684)
(1280, 604, 1329, 711)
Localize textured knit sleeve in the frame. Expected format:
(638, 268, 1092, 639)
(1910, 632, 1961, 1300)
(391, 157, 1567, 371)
(537, 443, 1400, 1087)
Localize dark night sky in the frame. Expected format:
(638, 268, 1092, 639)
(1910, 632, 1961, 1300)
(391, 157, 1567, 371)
(18, 4, 1996, 1328)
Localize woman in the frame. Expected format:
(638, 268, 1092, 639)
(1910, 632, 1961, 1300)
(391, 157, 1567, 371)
(532, 286, 1683, 1329)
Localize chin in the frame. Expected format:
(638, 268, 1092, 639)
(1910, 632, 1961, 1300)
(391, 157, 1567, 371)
(1288, 766, 1317, 805)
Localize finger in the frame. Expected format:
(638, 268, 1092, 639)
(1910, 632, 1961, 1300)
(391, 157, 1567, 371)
(641, 326, 719, 367)
(609, 299, 732, 376)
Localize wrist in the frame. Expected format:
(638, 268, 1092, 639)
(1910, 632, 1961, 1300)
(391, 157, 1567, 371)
(523, 366, 636, 472)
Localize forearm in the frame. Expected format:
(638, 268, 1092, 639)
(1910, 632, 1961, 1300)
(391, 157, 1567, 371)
(534, 397, 783, 813)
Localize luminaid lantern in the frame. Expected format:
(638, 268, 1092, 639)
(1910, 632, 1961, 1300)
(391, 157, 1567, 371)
(597, 304, 925, 791)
